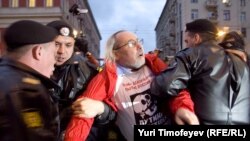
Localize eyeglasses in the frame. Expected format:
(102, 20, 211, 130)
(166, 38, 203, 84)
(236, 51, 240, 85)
(113, 38, 143, 50)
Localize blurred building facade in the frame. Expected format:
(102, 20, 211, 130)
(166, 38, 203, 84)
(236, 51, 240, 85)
(155, 0, 250, 61)
(0, 0, 101, 59)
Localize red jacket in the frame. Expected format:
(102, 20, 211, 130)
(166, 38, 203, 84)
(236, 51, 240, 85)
(64, 54, 193, 141)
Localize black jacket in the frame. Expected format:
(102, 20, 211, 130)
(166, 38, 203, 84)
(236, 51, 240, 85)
(0, 58, 60, 141)
(52, 53, 116, 141)
(52, 53, 97, 131)
(151, 41, 250, 125)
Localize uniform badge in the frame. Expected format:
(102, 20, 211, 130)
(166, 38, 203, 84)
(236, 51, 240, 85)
(60, 27, 70, 36)
(22, 109, 43, 128)
(22, 77, 40, 85)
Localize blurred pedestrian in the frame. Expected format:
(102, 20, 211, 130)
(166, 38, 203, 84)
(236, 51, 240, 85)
(74, 37, 101, 70)
(219, 31, 248, 62)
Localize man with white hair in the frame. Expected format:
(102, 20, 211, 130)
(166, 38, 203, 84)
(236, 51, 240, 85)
(64, 30, 198, 141)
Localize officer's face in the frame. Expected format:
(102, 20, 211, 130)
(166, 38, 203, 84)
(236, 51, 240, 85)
(184, 32, 196, 48)
(184, 31, 202, 48)
(54, 35, 75, 66)
(40, 41, 57, 77)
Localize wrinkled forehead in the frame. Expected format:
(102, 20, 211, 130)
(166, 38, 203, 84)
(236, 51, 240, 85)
(115, 31, 138, 43)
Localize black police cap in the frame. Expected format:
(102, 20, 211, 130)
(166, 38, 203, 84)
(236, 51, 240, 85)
(47, 20, 74, 38)
(4, 20, 57, 50)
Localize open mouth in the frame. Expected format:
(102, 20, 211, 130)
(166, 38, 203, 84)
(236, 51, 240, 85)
(139, 53, 144, 56)
(56, 57, 65, 62)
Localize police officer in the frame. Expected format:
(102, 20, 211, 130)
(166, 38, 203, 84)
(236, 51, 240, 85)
(0, 20, 60, 141)
(47, 20, 116, 141)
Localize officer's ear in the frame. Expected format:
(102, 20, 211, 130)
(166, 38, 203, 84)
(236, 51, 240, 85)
(32, 44, 43, 60)
(194, 33, 202, 45)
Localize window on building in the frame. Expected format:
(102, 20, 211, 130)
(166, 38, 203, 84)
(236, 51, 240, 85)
(223, 10, 230, 21)
(241, 28, 247, 37)
(240, 12, 246, 22)
(222, 0, 231, 6)
(191, 9, 198, 20)
(222, 0, 230, 3)
(240, 0, 246, 6)
(46, 0, 53, 7)
(208, 12, 217, 20)
(191, 0, 198, 3)
(29, 0, 36, 7)
(11, 0, 19, 7)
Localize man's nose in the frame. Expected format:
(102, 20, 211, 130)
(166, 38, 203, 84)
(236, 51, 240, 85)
(57, 46, 65, 53)
(136, 42, 142, 50)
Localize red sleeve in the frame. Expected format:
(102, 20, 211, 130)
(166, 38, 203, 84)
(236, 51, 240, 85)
(64, 117, 94, 141)
(168, 89, 194, 115)
(145, 55, 194, 116)
(64, 71, 116, 141)
(145, 54, 167, 75)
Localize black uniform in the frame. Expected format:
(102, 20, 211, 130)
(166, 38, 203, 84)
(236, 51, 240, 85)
(0, 57, 60, 141)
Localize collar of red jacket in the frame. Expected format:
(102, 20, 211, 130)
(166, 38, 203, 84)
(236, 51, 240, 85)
(103, 53, 167, 75)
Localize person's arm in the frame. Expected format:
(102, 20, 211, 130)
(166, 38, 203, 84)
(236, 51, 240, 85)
(168, 89, 199, 125)
(94, 102, 117, 125)
(225, 49, 247, 62)
(149, 50, 199, 125)
(64, 71, 116, 141)
(71, 97, 116, 124)
(150, 49, 193, 97)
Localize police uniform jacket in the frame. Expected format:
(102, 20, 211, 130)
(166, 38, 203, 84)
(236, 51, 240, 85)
(0, 57, 60, 141)
(52, 53, 98, 131)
